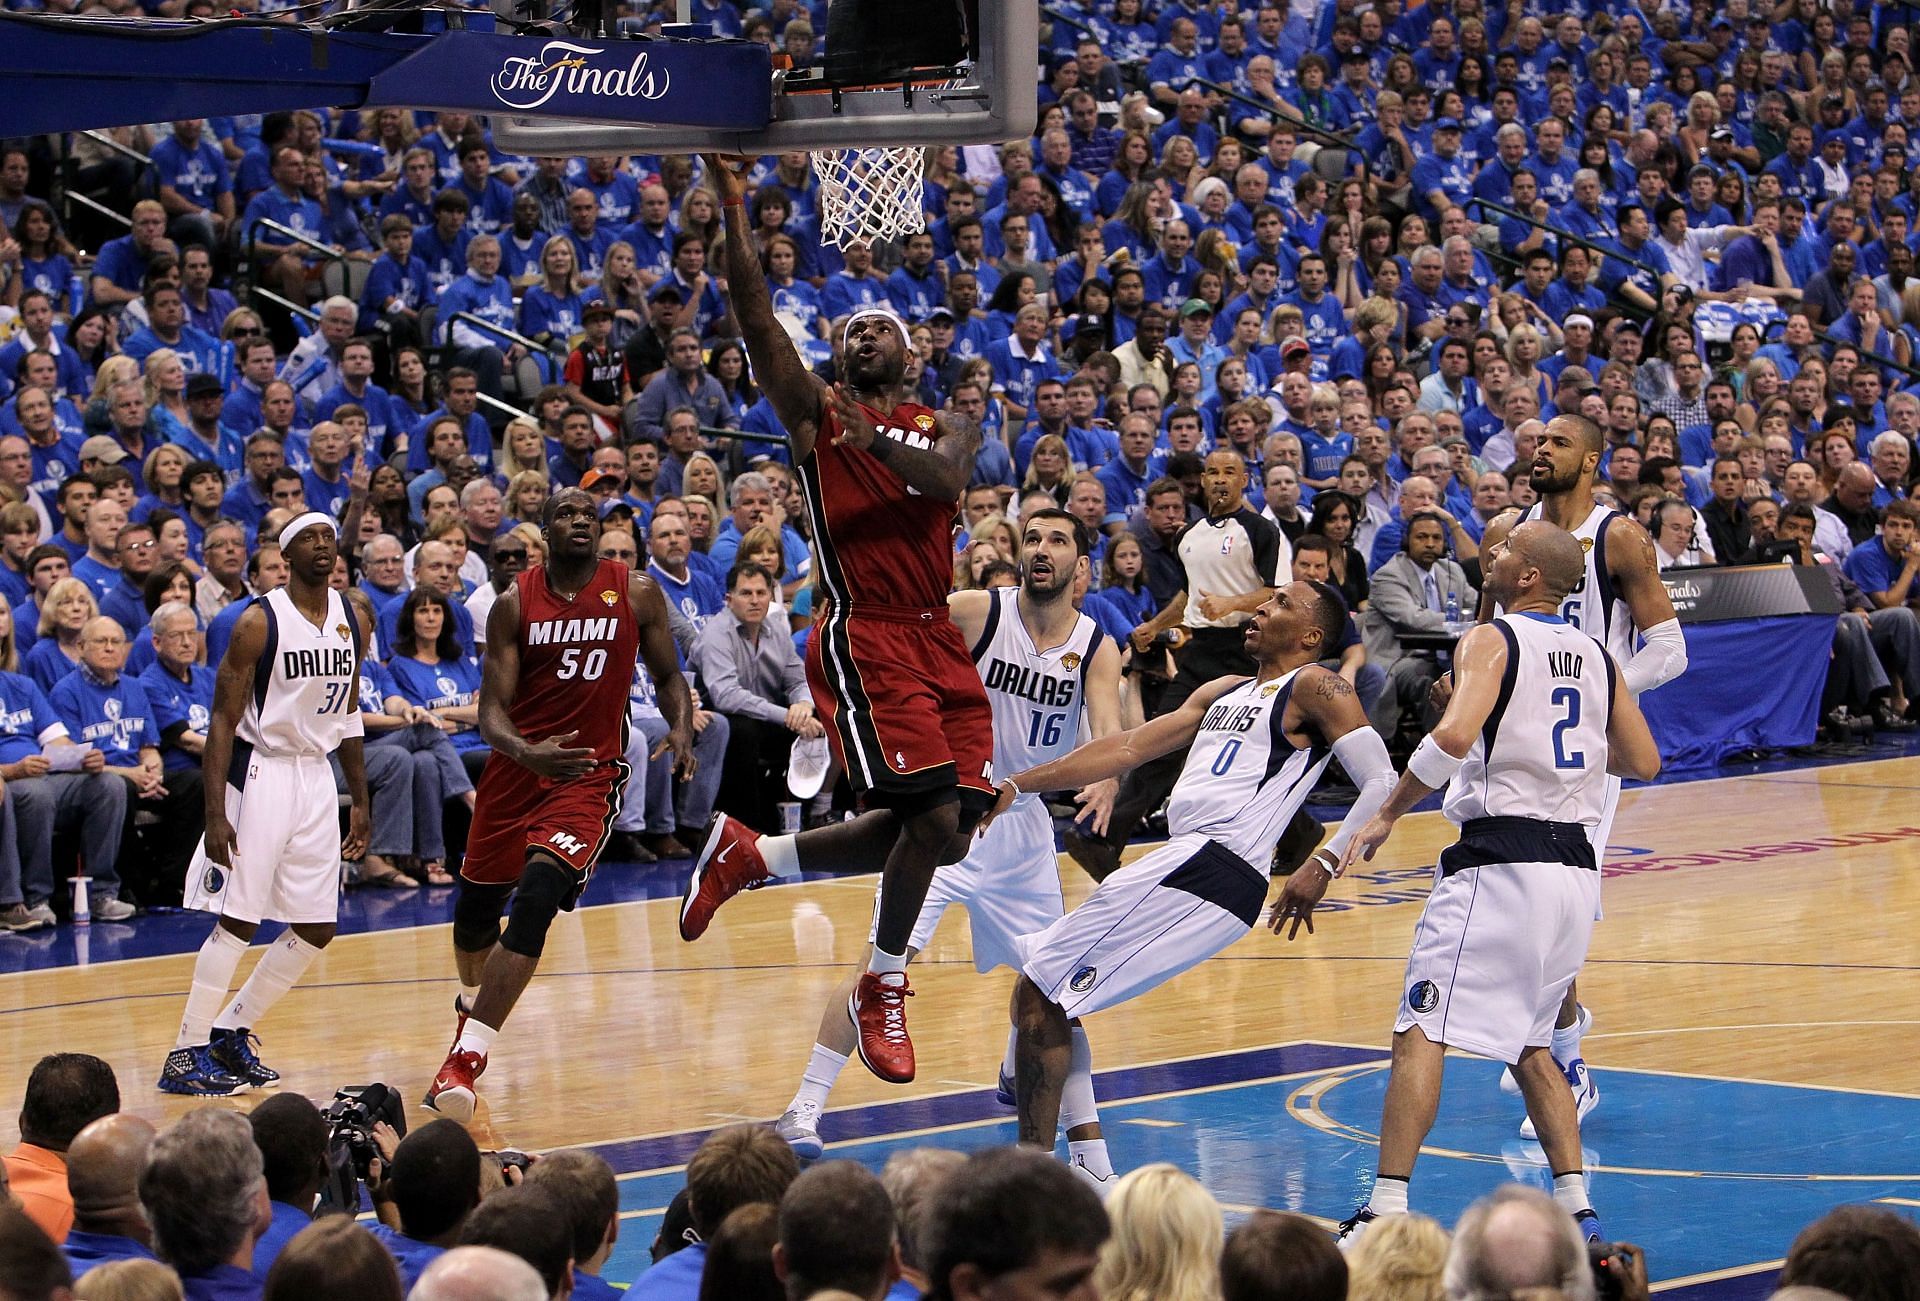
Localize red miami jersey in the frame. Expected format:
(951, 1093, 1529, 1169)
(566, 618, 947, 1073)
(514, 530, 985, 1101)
(800, 396, 956, 611)
(506, 559, 639, 764)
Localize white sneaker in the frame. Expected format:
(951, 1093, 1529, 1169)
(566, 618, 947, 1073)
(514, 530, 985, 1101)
(775, 1102, 824, 1161)
(1519, 1060, 1601, 1140)
(1068, 1154, 1117, 1201)
(91, 895, 136, 922)
(1504, 1004, 1593, 1097)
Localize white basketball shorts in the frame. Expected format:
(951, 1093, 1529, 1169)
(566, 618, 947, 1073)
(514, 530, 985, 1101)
(1016, 833, 1267, 1019)
(1396, 818, 1602, 1064)
(184, 750, 342, 926)
(873, 796, 1063, 973)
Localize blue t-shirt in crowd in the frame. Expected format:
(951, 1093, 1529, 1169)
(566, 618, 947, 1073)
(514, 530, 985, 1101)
(50, 667, 157, 766)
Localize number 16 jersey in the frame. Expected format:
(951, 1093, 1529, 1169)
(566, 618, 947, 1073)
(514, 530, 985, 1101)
(970, 587, 1102, 782)
(509, 559, 640, 764)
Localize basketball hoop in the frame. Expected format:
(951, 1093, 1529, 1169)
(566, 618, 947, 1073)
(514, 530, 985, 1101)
(810, 144, 927, 248)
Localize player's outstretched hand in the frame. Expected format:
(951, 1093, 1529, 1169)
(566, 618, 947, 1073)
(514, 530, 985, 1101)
(1073, 777, 1118, 837)
(1338, 814, 1394, 876)
(1268, 861, 1331, 939)
(521, 730, 597, 780)
(828, 385, 878, 451)
(653, 726, 698, 781)
(343, 801, 370, 861)
(976, 778, 1019, 836)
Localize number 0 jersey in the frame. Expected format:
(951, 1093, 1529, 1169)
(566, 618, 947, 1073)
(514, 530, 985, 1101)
(1165, 668, 1332, 867)
(510, 559, 641, 765)
(970, 587, 1103, 785)
(236, 587, 364, 759)
(1442, 612, 1616, 829)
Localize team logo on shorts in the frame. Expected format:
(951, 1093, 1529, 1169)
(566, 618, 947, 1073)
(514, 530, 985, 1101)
(202, 865, 225, 895)
(1060, 652, 1081, 672)
(600, 590, 619, 606)
(1070, 966, 1098, 992)
(1408, 980, 1440, 1013)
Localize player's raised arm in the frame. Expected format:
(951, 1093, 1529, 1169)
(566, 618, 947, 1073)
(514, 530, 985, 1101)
(705, 153, 825, 460)
(979, 673, 1249, 831)
(631, 571, 697, 779)
(826, 384, 980, 502)
(1605, 655, 1662, 781)
(476, 585, 594, 779)
(200, 604, 268, 869)
(1606, 516, 1688, 694)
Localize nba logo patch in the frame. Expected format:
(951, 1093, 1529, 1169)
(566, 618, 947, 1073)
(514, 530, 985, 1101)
(1408, 980, 1439, 1013)
(1070, 966, 1098, 992)
(202, 866, 225, 895)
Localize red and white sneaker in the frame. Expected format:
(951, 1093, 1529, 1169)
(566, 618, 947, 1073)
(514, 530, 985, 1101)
(448, 993, 472, 1053)
(849, 971, 916, 1083)
(423, 1048, 487, 1123)
(679, 814, 773, 941)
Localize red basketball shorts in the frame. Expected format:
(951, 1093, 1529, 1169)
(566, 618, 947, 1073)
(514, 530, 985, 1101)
(462, 755, 631, 890)
(805, 603, 994, 812)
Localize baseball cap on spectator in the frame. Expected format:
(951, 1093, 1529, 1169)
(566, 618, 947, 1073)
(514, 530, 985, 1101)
(1178, 298, 1213, 319)
(580, 469, 620, 493)
(648, 280, 685, 303)
(185, 373, 224, 399)
(788, 734, 831, 799)
(1709, 127, 1734, 143)
(1709, 15, 1732, 28)
(79, 436, 128, 465)
(1433, 116, 1462, 132)
(600, 500, 636, 523)
(1061, 313, 1108, 342)
(1281, 338, 1312, 360)
(583, 301, 615, 322)
(1547, 56, 1570, 70)
(1821, 95, 1846, 110)
(927, 306, 955, 325)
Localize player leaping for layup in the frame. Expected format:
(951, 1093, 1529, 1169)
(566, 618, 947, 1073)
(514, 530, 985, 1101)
(677, 153, 991, 1086)
(1472, 413, 1685, 1135)
(425, 488, 694, 1122)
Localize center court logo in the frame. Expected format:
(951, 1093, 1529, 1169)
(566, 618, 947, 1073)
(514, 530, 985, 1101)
(491, 41, 673, 112)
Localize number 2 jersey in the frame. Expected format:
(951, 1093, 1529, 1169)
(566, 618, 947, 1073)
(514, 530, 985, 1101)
(507, 559, 639, 764)
(1442, 612, 1615, 830)
(236, 587, 363, 759)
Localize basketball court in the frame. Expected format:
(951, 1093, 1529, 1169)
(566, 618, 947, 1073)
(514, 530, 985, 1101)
(5, 751, 1918, 1292)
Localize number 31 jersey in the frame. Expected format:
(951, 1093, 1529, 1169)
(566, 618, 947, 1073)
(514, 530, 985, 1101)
(510, 559, 640, 765)
(971, 587, 1102, 781)
(236, 587, 364, 759)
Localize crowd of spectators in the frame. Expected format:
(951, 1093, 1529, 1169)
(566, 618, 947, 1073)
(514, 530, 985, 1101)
(6, 1052, 1920, 1299)
(9, 0, 1920, 927)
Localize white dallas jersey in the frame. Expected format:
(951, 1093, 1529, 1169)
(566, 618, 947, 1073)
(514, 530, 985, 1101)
(1516, 501, 1637, 664)
(972, 587, 1102, 788)
(1443, 612, 1614, 828)
(1165, 668, 1332, 867)
(236, 588, 364, 759)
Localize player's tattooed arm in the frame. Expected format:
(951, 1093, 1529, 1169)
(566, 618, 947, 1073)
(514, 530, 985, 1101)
(1310, 672, 1355, 701)
(832, 386, 979, 501)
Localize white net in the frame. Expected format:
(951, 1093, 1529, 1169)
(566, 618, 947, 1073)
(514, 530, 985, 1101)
(810, 146, 928, 249)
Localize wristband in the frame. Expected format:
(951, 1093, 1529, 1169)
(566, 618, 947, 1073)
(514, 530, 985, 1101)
(1309, 847, 1342, 878)
(1407, 734, 1465, 789)
(1000, 775, 1022, 799)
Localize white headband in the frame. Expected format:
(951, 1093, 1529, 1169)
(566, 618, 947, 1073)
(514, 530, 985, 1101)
(842, 306, 910, 352)
(278, 511, 338, 552)
(1565, 313, 1595, 330)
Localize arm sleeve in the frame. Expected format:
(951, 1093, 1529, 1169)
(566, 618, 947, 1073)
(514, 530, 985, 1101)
(1620, 617, 1687, 695)
(1319, 727, 1398, 864)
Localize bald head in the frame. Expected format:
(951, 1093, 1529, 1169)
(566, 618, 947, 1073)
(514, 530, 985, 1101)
(1443, 1185, 1594, 1301)
(1507, 521, 1585, 603)
(410, 1245, 549, 1301)
(1548, 412, 1605, 456)
(67, 1114, 157, 1238)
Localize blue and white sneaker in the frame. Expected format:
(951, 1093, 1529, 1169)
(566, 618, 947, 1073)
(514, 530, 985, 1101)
(209, 1026, 280, 1088)
(775, 1102, 824, 1161)
(1574, 1209, 1605, 1243)
(995, 1066, 1016, 1107)
(1520, 1057, 1601, 1139)
(1335, 1205, 1377, 1250)
(1504, 1004, 1592, 1096)
(157, 1045, 250, 1096)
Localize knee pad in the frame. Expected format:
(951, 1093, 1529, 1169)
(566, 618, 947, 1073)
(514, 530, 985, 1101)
(498, 857, 577, 960)
(452, 881, 512, 953)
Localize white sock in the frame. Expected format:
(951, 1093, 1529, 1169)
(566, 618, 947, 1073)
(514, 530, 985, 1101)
(867, 946, 907, 977)
(177, 927, 250, 1048)
(760, 833, 802, 878)
(1000, 1026, 1018, 1083)
(1068, 1138, 1113, 1180)
(1551, 1013, 1584, 1063)
(790, 1044, 849, 1112)
(459, 984, 480, 1011)
(456, 1018, 499, 1057)
(1552, 1171, 1588, 1215)
(215, 931, 321, 1032)
(1370, 1175, 1409, 1215)
(1060, 1026, 1100, 1131)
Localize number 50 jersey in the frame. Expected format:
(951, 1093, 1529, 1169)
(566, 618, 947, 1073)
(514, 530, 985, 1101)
(508, 559, 641, 765)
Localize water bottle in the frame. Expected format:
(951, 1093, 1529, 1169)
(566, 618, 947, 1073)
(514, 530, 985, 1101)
(1445, 591, 1462, 626)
